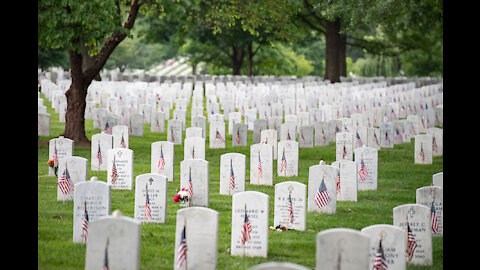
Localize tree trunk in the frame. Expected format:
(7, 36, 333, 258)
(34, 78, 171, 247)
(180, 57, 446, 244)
(63, 50, 90, 143)
(247, 42, 253, 76)
(324, 19, 342, 83)
(338, 32, 347, 78)
(232, 45, 244, 75)
(82, 43, 101, 81)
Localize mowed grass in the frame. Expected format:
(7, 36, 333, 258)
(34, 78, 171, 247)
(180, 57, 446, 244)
(38, 92, 443, 270)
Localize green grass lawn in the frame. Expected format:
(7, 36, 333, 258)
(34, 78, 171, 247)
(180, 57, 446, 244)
(37, 92, 443, 270)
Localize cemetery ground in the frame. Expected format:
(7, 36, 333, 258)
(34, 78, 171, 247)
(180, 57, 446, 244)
(37, 93, 443, 270)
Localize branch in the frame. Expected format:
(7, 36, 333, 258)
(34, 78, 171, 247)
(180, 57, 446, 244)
(298, 13, 326, 34)
(83, 0, 149, 83)
(252, 43, 263, 57)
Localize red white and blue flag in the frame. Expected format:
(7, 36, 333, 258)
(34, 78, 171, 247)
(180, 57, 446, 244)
(315, 179, 331, 209)
(176, 225, 187, 269)
(431, 201, 439, 233)
(241, 205, 252, 245)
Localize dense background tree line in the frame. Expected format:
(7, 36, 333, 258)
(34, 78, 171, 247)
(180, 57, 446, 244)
(38, 0, 442, 143)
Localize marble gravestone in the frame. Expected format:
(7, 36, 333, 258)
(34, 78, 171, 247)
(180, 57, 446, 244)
(380, 122, 394, 148)
(191, 116, 207, 138)
(414, 134, 433, 164)
(219, 153, 246, 196)
(107, 148, 134, 190)
(331, 160, 358, 202)
(151, 111, 165, 133)
(245, 108, 257, 130)
(151, 141, 175, 181)
(232, 123, 248, 147)
(85, 213, 141, 270)
(361, 224, 406, 270)
(180, 159, 209, 207)
(248, 262, 309, 270)
(57, 156, 88, 201)
(298, 126, 314, 148)
(134, 173, 168, 223)
(307, 164, 337, 214)
(209, 121, 226, 149)
(101, 115, 117, 135)
(253, 119, 268, 144)
(228, 112, 242, 135)
(231, 191, 269, 258)
(168, 119, 183, 145)
(129, 113, 144, 137)
(112, 125, 129, 149)
(277, 140, 299, 177)
(91, 133, 112, 171)
(184, 137, 206, 160)
(274, 181, 306, 231)
(315, 228, 370, 270)
(38, 113, 50, 136)
(367, 127, 381, 150)
(174, 207, 219, 270)
(73, 178, 111, 243)
(416, 186, 443, 236)
(354, 146, 378, 191)
(314, 121, 330, 146)
(335, 132, 353, 161)
(426, 127, 443, 156)
(250, 143, 273, 185)
(49, 136, 74, 176)
(280, 123, 296, 141)
(432, 172, 443, 187)
(260, 129, 278, 160)
(393, 204, 432, 266)
(185, 127, 203, 138)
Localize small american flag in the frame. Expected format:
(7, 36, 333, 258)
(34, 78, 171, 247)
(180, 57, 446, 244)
(419, 143, 425, 161)
(287, 192, 294, 223)
(355, 132, 362, 147)
(287, 131, 291, 141)
(373, 132, 379, 146)
(53, 141, 59, 172)
(257, 154, 263, 179)
(111, 155, 118, 185)
(230, 160, 235, 192)
(241, 205, 252, 245)
(395, 129, 401, 143)
(102, 238, 110, 270)
(191, 146, 195, 159)
(176, 225, 187, 269)
(432, 137, 438, 153)
(406, 220, 417, 262)
(358, 159, 368, 182)
(96, 144, 103, 166)
(385, 132, 390, 146)
(158, 146, 165, 172)
(144, 184, 152, 221)
(431, 201, 439, 233)
(81, 201, 89, 243)
(373, 237, 388, 270)
(321, 129, 326, 144)
(301, 132, 305, 146)
(188, 168, 193, 199)
(278, 148, 287, 174)
(235, 129, 240, 144)
(391, 109, 396, 119)
(58, 166, 74, 195)
(170, 128, 175, 143)
(104, 122, 111, 134)
(383, 112, 388, 123)
(341, 144, 347, 159)
(120, 134, 126, 148)
(315, 178, 331, 209)
(215, 130, 225, 142)
(336, 168, 341, 195)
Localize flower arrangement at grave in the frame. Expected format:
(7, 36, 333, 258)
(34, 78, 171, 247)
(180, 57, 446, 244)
(269, 225, 287, 231)
(47, 159, 55, 168)
(173, 188, 190, 207)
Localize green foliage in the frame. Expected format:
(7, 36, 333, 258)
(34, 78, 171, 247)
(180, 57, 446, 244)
(353, 54, 402, 77)
(38, 0, 121, 54)
(38, 46, 70, 70)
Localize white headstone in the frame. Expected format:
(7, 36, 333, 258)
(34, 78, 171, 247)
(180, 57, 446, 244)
(174, 207, 219, 270)
(107, 148, 134, 190)
(307, 164, 337, 214)
(414, 134, 433, 164)
(250, 143, 273, 185)
(49, 136, 74, 176)
(168, 119, 183, 145)
(85, 214, 141, 270)
(274, 181, 306, 231)
(354, 146, 378, 191)
(277, 140, 299, 177)
(231, 191, 269, 258)
(361, 224, 406, 270)
(209, 121, 226, 149)
(432, 172, 443, 187)
(112, 125, 129, 149)
(180, 159, 209, 207)
(416, 186, 443, 236)
(91, 133, 112, 171)
(184, 137, 205, 160)
(315, 228, 370, 270)
(335, 132, 353, 161)
(57, 156, 88, 201)
(73, 179, 111, 243)
(134, 173, 168, 223)
(220, 153, 246, 196)
(392, 204, 432, 265)
(260, 129, 278, 160)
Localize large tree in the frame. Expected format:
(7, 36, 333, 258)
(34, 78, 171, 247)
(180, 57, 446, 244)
(38, 0, 152, 143)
